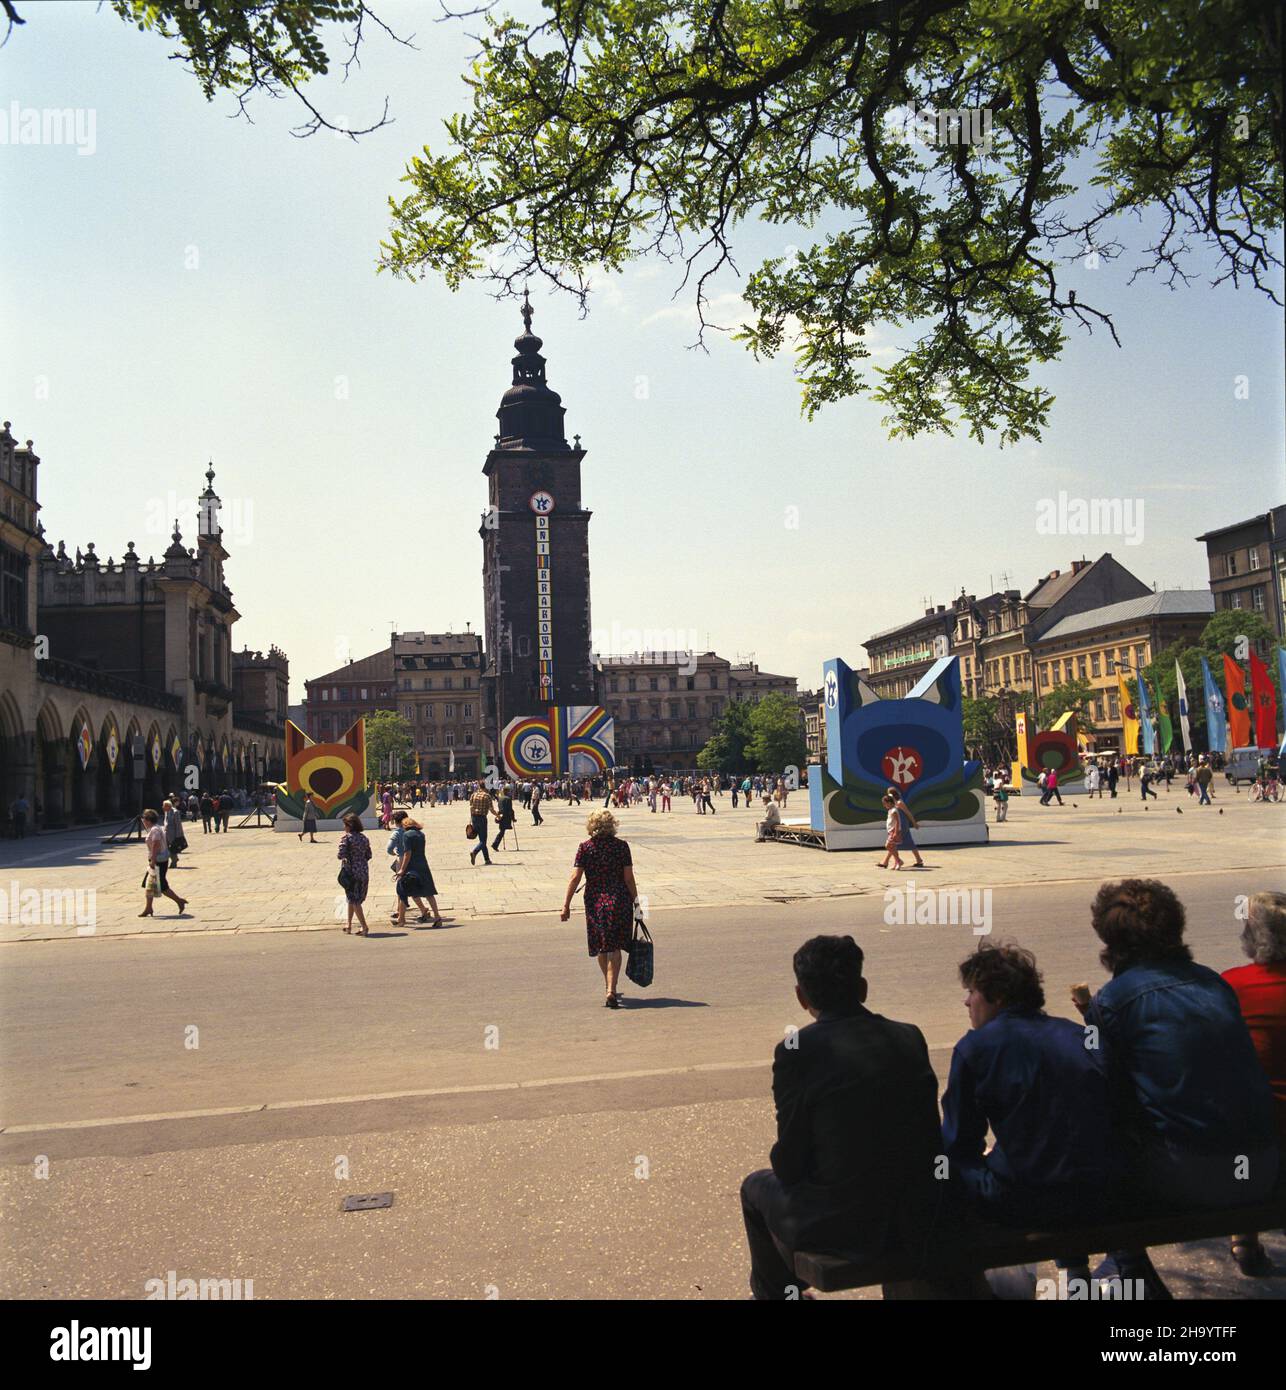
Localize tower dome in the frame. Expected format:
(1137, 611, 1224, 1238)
(496, 292, 569, 450)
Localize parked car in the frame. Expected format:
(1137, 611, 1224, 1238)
(1224, 747, 1274, 786)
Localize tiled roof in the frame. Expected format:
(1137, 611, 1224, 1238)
(305, 648, 393, 685)
(1036, 591, 1213, 643)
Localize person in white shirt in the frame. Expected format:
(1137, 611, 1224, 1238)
(139, 808, 188, 916)
(756, 795, 783, 841)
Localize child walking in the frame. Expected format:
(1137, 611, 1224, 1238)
(877, 792, 904, 870)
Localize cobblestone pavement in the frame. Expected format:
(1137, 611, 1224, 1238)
(0, 783, 1280, 943)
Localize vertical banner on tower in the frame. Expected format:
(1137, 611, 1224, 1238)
(530, 489, 555, 703)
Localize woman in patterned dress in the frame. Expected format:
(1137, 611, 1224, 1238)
(559, 809, 640, 1008)
(337, 812, 373, 935)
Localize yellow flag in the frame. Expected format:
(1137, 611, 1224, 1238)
(1118, 671, 1140, 754)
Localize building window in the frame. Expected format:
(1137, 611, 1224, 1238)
(463, 703, 473, 718)
(686, 677, 695, 691)
(687, 699, 697, 718)
(464, 731, 474, 746)
(339, 688, 350, 701)
(464, 675, 473, 688)
(1106, 651, 1116, 675)
(669, 677, 678, 690)
(425, 731, 435, 747)
(649, 702, 660, 719)
(422, 677, 431, 690)
(517, 635, 531, 657)
(360, 688, 368, 700)
(649, 677, 658, 691)
(403, 705, 414, 720)
(444, 676, 453, 690)
(627, 677, 637, 692)
(421, 705, 430, 722)
(1252, 588, 1265, 611)
(1108, 691, 1120, 720)
(1249, 548, 1261, 571)
(610, 678, 619, 693)
(669, 701, 680, 719)
(1091, 652, 1101, 678)
(321, 688, 330, 701)
(444, 703, 455, 719)
(445, 730, 455, 747)
(1094, 697, 1105, 722)
(1226, 553, 1238, 576)
(629, 701, 639, 720)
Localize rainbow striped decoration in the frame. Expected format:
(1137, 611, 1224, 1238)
(76, 723, 93, 770)
(501, 705, 615, 778)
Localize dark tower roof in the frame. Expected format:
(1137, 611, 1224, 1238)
(496, 291, 569, 450)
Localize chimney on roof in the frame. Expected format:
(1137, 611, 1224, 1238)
(924, 607, 934, 617)
(1048, 569, 1060, 580)
(1070, 558, 1090, 573)
(937, 605, 945, 613)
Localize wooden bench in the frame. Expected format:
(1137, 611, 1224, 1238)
(762, 822, 826, 848)
(795, 1195, 1286, 1292)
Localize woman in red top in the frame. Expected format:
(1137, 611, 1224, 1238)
(559, 810, 639, 1008)
(1222, 889, 1286, 1276)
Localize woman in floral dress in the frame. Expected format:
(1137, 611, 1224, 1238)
(337, 812, 373, 935)
(559, 809, 640, 1008)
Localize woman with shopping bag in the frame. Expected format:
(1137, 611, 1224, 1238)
(559, 809, 641, 1008)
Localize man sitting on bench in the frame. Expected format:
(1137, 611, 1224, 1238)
(755, 795, 782, 842)
(739, 935, 943, 1299)
(1075, 878, 1280, 1298)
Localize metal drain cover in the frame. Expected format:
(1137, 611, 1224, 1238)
(342, 1192, 394, 1212)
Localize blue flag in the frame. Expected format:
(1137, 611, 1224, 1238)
(1136, 673, 1156, 755)
(1201, 655, 1227, 755)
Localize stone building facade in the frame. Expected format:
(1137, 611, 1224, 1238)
(0, 423, 286, 830)
(1196, 508, 1286, 641)
(392, 630, 484, 779)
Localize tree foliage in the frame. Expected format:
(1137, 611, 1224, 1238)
(364, 709, 414, 778)
(381, 0, 1282, 444)
(1042, 676, 1097, 731)
(3, 1, 412, 138)
(745, 692, 808, 773)
(696, 698, 753, 772)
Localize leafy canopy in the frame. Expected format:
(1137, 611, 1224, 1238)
(380, 0, 1282, 445)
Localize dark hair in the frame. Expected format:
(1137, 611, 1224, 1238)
(1091, 878, 1192, 975)
(792, 935, 865, 1013)
(959, 941, 1045, 1012)
(342, 813, 364, 833)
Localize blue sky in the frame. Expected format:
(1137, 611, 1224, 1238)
(2, 2, 1282, 700)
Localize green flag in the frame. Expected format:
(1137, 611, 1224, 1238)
(1158, 705, 1174, 754)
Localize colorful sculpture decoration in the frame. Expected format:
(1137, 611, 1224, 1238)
(274, 718, 371, 827)
(808, 655, 988, 849)
(501, 706, 615, 779)
(1012, 709, 1088, 795)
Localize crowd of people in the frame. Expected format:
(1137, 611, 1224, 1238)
(740, 883, 1286, 1299)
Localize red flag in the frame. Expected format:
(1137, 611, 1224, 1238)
(1249, 652, 1278, 749)
(1222, 655, 1252, 748)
